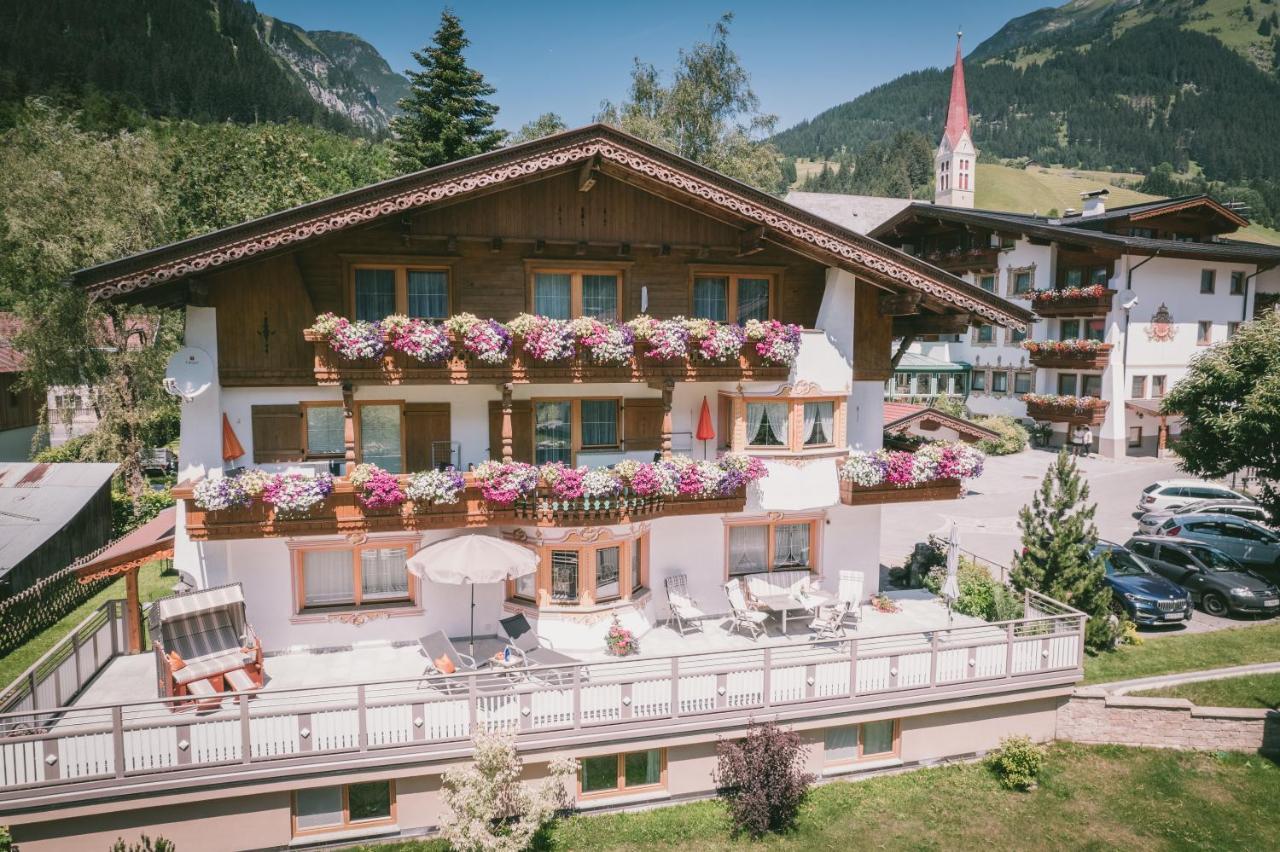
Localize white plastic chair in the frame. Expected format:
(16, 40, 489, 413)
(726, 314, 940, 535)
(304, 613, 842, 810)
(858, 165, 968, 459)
(724, 579, 769, 640)
(838, 570, 865, 631)
(664, 574, 706, 634)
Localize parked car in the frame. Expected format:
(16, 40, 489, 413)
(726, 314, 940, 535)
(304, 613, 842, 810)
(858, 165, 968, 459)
(1136, 499, 1269, 536)
(1126, 535, 1280, 617)
(1155, 514, 1280, 569)
(1093, 541, 1192, 626)
(1136, 480, 1250, 514)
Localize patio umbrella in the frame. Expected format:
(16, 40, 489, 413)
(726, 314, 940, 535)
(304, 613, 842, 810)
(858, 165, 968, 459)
(942, 523, 961, 625)
(221, 413, 245, 463)
(695, 396, 715, 459)
(406, 534, 537, 656)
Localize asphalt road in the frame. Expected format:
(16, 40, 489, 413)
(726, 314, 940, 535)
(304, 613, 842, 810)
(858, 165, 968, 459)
(878, 447, 1268, 634)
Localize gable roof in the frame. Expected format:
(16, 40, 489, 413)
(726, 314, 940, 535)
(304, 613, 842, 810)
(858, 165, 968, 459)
(1054, 195, 1250, 231)
(883, 402, 999, 443)
(73, 124, 1032, 330)
(784, 191, 914, 235)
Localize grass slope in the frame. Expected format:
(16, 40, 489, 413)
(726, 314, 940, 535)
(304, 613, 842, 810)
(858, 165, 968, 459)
(359, 743, 1280, 851)
(975, 163, 1155, 214)
(1133, 671, 1280, 709)
(1083, 621, 1280, 685)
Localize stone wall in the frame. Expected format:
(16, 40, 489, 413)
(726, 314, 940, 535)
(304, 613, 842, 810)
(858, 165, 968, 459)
(1058, 687, 1280, 754)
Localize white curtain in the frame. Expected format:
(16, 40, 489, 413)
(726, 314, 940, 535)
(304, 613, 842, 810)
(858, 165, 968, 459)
(803, 401, 833, 445)
(596, 546, 620, 599)
(774, 523, 810, 568)
(745, 403, 767, 446)
(303, 550, 354, 607)
(729, 525, 768, 576)
(763, 403, 789, 445)
(534, 273, 571, 319)
(361, 547, 408, 601)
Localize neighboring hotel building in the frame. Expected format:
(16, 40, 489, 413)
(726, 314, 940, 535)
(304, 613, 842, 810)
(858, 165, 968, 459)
(791, 35, 1280, 458)
(0, 126, 1100, 851)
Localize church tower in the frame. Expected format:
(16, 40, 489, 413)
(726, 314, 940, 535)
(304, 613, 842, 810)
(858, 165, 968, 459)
(934, 32, 976, 209)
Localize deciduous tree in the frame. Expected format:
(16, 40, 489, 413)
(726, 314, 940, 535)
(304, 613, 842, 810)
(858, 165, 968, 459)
(509, 112, 568, 144)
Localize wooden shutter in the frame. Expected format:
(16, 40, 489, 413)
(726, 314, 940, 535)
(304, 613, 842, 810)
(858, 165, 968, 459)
(251, 404, 303, 463)
(623, 398, 664, 451)
(405, 403, 451, 471)
(487, 400, 533, 463)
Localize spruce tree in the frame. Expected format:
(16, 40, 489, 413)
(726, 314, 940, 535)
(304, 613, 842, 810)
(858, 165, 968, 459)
(1010, 451, 1117, 651)
(390, 10, 506, 172)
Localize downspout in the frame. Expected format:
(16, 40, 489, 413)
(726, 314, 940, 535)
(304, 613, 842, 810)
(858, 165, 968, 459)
(1122, 252, 1159, 379)
(1241, 262, 1276, 322)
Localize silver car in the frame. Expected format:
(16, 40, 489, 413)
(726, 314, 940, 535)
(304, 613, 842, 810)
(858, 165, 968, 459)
(1137, 499, 1269, 536)
(1156, 513, 1280, 569)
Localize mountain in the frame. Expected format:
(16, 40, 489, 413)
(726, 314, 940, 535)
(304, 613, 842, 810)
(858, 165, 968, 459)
(0, 0, 408, 135)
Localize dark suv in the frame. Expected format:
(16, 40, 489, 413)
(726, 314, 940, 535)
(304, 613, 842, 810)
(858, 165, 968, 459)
(1125, 535, 1280, 618)
(1094, 541, 1191, 626)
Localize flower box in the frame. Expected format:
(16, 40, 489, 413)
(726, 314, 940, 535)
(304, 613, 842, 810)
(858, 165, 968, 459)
(1024, 396, 1109, 425)
(1024, 342, 1113, 369)
(1026, 289, 1116, 317)
(839, 478, 963, 506)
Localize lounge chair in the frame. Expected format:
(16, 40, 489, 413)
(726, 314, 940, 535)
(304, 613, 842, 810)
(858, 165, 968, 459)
(150, 583, 263, 701)
(723, 580, 769, 640)
(664, 574, 706, 634)
(838, 570, 865, 631)
(418, 631, 479, 676)
(498, 613, 578, 667)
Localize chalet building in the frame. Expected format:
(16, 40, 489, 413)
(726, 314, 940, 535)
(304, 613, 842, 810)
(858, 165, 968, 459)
(0, 126, 1098, 852)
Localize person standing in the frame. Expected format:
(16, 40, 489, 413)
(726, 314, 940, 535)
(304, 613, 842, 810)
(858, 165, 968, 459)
(1066, 424, 1080, 456)
(1080, 423, 1094, 458)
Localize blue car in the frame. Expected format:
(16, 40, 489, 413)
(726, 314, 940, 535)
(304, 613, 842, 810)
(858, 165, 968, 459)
(1094, 541, 1192, 626)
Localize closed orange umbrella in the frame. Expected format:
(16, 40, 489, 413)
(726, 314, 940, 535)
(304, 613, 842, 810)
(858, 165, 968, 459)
(696, 397, 715, 459)
(221, 413, 245, 462)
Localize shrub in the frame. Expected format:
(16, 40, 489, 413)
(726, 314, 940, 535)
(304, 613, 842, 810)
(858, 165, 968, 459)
(112, 488, 176, 537)
(33, 434, 91, 463)
(714, 722, 813, 838)
(439, 730, 576, 852)
(984, 735, 1047, 791)
(975, 415, 1029, 455)
(110, 837, 175, 852)
(924, 562, 1025, 622)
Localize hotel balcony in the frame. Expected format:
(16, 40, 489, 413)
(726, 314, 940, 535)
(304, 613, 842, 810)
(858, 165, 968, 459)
(1025, 289, 1116, 318)
(1023, 342, 1113, 370)
(1024, 395, 1110, 426)
(839, 477, 963, 506)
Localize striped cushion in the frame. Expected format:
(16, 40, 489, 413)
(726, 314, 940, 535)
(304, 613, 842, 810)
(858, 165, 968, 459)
(173, 651, 253, 685)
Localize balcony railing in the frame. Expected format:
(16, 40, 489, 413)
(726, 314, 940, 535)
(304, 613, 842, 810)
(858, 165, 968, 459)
(1024, 395, 1110, 426)
(0, 591, 1083, 807)
(172, 477, 748, 541)
(1025, 289, 1116, 318)
(840, 477, 964, 506)
(1023, 342, 1113, 370)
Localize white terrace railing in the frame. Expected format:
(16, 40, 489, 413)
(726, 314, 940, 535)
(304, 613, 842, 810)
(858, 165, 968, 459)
(0, 591, 1084, 803)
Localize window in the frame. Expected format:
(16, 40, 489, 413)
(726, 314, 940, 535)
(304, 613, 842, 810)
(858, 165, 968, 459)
(1089, 267, 1109, 286)
(1081, 374, 1103, 397)
(1084, 318, 1106, 342)
(1011, 269, 1033, 295)
(578, 749, 665, 799)
(1131, 375, 1147, 399)
(1130, 539, 1157, 558)
(357, 402, 403, 473)
(580, 399, 619, 449)
(1129, 427, 1143, 448)
(746, 402, 788, 447)
(1230, 271, 1246, 295)
(1151, 375, 1167, 398)
(1013, 372, 1032, 394)
(952, 373, 967, 395)
(519, 532, 648, 606)
(531, 398, 622, 465)
(1197, 321, 1213, 345)
(1200, 269, 1216, 294)
(351, 264, 451, 322)
(1129, 227, 1155, 239)
(1227, 321, 1241, 338)
(1060, 319, 1080, 340)
(802, 401, 835, 446)
(535, 401, 572, 464)
(971, 371, 986, 392)
(690, 271, 775, 323)
(894, 373, 911, 396)
(979, 274, 996, 293)
(304, 403, 344, 458)
(1064, 268, 1083, 288)
(293, 781, 395, 837)
(991, 372, 1008, 394)
(1057, 374, 1078, 396)
(726, 517, 820, 577)
(976, 324, 994, 344)
(823, 720, 900, 767)
(1009, 326, 1027, 344)
(295, 543, 414, 612)
(530, 268, 623, 320)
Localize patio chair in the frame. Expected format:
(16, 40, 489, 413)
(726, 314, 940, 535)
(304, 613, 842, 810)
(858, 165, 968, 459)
(808, 601, 851, 640)
(723, 580, 769, 641)
(838, 570, 865, 631)
(418, 631, 479, 676)
(499, 613, 578, 667)
(664, 574, 706, 634)
(150, 582, 263, 701)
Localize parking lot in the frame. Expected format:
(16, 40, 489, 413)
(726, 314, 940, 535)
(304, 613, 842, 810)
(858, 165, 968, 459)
(879, 447, 1270, 634)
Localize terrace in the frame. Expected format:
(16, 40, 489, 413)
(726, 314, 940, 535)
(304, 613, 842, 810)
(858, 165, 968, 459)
(0, 588, 1083, 810)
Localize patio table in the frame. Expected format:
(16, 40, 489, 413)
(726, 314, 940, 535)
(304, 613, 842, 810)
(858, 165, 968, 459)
(752, 591, 832, 632)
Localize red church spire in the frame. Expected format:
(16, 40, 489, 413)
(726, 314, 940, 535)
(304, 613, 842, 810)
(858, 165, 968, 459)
(944, 31, 969, 147)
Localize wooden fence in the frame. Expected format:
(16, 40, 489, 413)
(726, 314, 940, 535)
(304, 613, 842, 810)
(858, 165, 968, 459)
(0, 564, 116, 658)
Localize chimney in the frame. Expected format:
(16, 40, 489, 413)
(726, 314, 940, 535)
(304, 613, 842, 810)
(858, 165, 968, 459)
(1081, 188, 1110, 218)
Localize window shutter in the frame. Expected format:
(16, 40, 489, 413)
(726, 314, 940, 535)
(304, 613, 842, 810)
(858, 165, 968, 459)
(623, 398, 664, 451)
(405, 403, 451, 471)
(251, 404, 304, 463)
(487, 400, 533, 463)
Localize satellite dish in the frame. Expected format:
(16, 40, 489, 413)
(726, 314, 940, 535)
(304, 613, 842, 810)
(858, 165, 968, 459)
(163, 347, 213, 402)
(1118, 290, 1139, 311)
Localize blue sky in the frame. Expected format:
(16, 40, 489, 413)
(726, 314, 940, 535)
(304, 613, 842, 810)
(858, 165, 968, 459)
(256, 1, 1051, 133)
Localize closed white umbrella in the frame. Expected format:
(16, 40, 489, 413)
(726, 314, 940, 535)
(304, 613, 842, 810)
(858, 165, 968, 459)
(407, 534, 537, 656)
(942, 523, 961, 625)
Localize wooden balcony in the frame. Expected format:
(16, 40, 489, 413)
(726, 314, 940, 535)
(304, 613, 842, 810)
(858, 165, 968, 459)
(1024, 343, 1113, 370)
(1025, 397, 1109, 426)
(172, 478, 747, 541)
(304, 331, 790, 386)
(840, 478, 963, 506)
(1027, 290, 1116, 318)
(926, 246, 1001, 273)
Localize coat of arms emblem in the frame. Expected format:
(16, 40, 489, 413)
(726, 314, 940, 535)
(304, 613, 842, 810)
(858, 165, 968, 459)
(1146, 303, 1176, 342)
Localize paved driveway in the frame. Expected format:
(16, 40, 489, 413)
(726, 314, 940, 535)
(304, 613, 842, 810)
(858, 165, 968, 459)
(879, 447, 1269, 634)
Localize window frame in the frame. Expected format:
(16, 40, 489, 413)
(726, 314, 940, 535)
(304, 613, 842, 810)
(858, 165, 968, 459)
(686, 266, 781, 324)
(823, 720, 902, 768)
(1008, 266, 1034, 296)
(531, 397, 623, 465)
(723, 515, 822, 579)
(974, 324, 995, 344)
(1151, 375, 1167, 397)
(1197, 320, 1213, 346)
(291, 537, 419, 615)
(526, 262, 628, 321)
(1131, 375, 1147, 399)
(345, 257, 453, 322)
(1013, 371, 1033, 395)
(513, 531, 649, 607)
(1200, 269, 1216, 294)
(577, 748, 667, 801)
(1229, 271, 1246, 295)
(354, 399, 406, 473)
(301, 401, 346, 460)
(1128, 426, 1143, 448)
(721, 393, 846, 454)
(292, 780, 396, 838)
(1227, 321, 1241, 338)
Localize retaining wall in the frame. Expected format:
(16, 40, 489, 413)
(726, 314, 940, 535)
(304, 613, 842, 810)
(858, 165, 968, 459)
(1058, 687, 1280, 754)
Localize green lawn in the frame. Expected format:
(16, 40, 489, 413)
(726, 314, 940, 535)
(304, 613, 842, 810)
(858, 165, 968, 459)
(0, 561, 174, 688)
(353, 743, 1280, 852)
(1132, 672, 1280, 710)
(1083, 621, 1280, 685)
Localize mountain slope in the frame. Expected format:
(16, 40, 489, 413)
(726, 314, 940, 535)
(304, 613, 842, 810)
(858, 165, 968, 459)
(0, 0, 407, 134)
